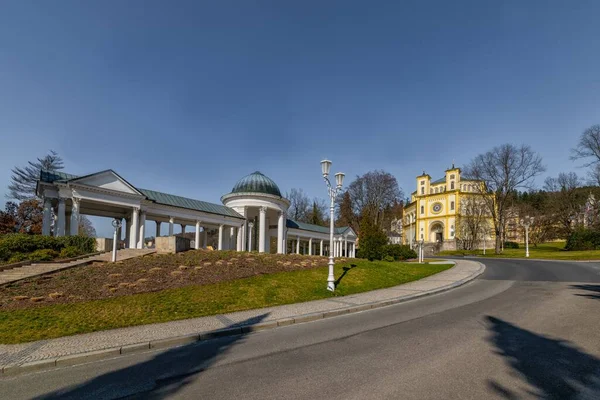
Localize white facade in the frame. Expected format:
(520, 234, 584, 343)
(37, 169, 357, 257)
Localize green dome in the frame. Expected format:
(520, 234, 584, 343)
(231, 171, 282, 197)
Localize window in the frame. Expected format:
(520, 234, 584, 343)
(421, 187, 424, 195)
(430, 188, 433, 194)
(451, 181, 455, 190)
(435, 187, 438, 193)
(450, 174, 455, 179)
(421, 181, 425, 185)
(420, 205, 424, 214)
(451, 201, 455, 211)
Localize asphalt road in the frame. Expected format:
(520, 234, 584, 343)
(1, 258, 600, 400)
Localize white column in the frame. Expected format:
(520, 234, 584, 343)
(344, 238, 348, 258)
(130, 208, 139, 249)
(70, 198, 80, 236)
(168, 217, 174, 236)
(248, 223, 254, 251)
(138, 211, 146, 249)
(296, 236, 300, 254)
(42, 198, 52, 236)
(237, 225, 243, 251)
(308, 238, 313, 255)
(218, 224, 224, 250)
(195, 221, 201, 250)
(259, 206, 266, 253)
(56, 198, 66, 237)
(277, 212, 285, 254)
(156, 221, 161, 238)
(320, 240, 323, 256)
(124, 218, 130, 248)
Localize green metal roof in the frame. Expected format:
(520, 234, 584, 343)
(431, 177, 446, 185)
(230, 171, 282, 197)
(286, 219, 352, 235)
(39, 169, 243, 219)
(139, 188, 242, 218)
(40, 170, 79, 183)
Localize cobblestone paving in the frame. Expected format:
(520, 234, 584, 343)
(0, 260, 482, 369)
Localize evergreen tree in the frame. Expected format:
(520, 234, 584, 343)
(358, 211, 388, 261)
(8, 150, 64, 200)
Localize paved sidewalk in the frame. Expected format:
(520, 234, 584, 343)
(0, 259, 484, 375)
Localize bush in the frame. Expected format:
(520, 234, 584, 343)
(8, 253, 27, 263)
(0, 234, 96, 262)
(565, 229, 600, 251)
(383, 255, 395, 262)
(503, 241, 520, 249)
(28, 249, 60, 262)
(60, 246, 81, 259)
(381, 244, 418, 261)
(358, 217, 389, 261)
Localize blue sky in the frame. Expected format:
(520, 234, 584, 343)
(1, 1, 599, 237)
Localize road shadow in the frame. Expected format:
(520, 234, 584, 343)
(570, 284, 600, 300)
(335, 264, 356, 288)
(485, 316, 600, 399)
(35, 313, 269, 400)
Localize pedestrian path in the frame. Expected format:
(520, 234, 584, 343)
(0, 259, 484, 375)
(0, 249, 155, 286)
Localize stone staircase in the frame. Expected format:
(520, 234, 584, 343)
(0, 249, 155, 286)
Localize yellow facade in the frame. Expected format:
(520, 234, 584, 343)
(402, 166, 491, 247)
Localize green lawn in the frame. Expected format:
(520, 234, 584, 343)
(0, 260, 452, 344)
(439, 241, 600, 260)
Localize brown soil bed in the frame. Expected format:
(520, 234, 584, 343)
(0, 250, 343, 310)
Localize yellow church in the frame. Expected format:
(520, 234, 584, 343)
(402, 165, 494, 251)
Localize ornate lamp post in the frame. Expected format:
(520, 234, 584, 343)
(520, 216, 533, 258)
(321, 159, 344, 292)
(111, 218, 122, 262)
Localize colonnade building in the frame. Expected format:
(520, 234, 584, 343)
(36, 169, 357, 257)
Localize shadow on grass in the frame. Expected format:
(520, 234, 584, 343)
(485, 316, 600, 399)
(335, 264, 356, 288)
(570, 284, 600, 300)
(35, 313, 269, 400)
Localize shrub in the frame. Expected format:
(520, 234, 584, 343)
(381, 244, 417, 261)
(0, 234, 96, 262)
(565, 229, 600, 251)
(503, 241, 520, 249)
(60, 246, 81, 259)
(8, 253, 27, 263)
(28, 249, 60, 262)
(383, 255, 395, 262)
(358, 217, 388, 261)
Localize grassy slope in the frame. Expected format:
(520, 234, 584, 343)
(0, 260, 451, 344)
(439, 241, 600, 260)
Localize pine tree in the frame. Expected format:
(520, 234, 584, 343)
(8, 150, 64, 200)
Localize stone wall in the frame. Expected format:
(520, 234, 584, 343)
(96, 238, 114, 252)
(155, 236, 192, 254)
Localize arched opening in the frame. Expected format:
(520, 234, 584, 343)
(430, 222, 444, 243)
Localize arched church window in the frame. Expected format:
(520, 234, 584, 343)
(420, 205, 424, 214)
(421, 187, 424, 195)
(451, 201, 455, 210)
(451, 181, 455, 190)
(435, 188, 438, 193)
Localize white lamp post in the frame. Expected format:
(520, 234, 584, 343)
(111, 218, 122, 262)
(321, 159, 344, 292)
(520, 216, 533, 258)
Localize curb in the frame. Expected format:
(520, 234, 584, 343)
(1, 261, 485, 377)
(456, 256, 600, 263)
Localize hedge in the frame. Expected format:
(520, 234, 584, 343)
(0, 234, 96, 262)
(565, 229, 600, 251)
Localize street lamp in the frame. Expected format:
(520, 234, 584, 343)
(520, 216, 533, 258)
(321, 159, 344, 291)
(412, 238, 424, 263)
(111, 218, 122, 262)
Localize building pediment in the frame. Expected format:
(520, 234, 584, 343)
(67, 170, 142, 195)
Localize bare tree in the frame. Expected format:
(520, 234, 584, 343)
(343, 170, 403, 228)
(543, 172, 584, 237)
(571, 124, 600, 166)
(286, 188, 311, 222)
(455, 195, 491, 250)
(8, 150, 64, 201)
(464, 144, 545, 253)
